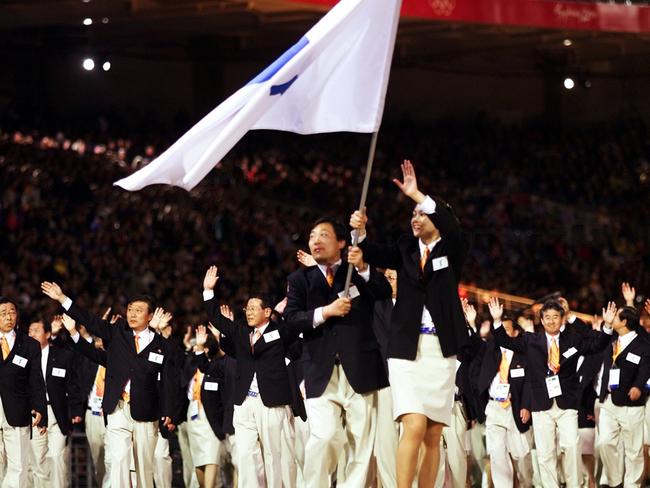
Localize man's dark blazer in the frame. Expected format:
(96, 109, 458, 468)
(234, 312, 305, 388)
(182, 352, 226, 440)
(472, 338, 532, 433)
(68, 334, 107, 410)
(576, 352, 605, 429)
(44, 342, 82, 435)
(599, 332, 650, 407)
(285, 263, 391, 399)
(493, 325, 611, 412)
(359, 196, 470, 359)
(62, 302, 180, 422)
(205, 296, 298, 408)
(194, 353, 237, 436)
(373, 298, 393, 372)
(0, 330, 47, 427)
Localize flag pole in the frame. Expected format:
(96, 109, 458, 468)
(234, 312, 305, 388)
(344, 131, 379, 296)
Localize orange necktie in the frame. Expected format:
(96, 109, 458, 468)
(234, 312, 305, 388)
(420, 248, 430, 272)
(548, 338, 560, 374)
(134, 334, 141, 353)
(94, 366, 106, 398)
(0, 337, 9, 360)
(498, 351, 512, 408)
(326, 266, 334, 287)
(612, 339, 621, 363)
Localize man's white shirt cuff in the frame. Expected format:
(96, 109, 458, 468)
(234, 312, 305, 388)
(203, 290, 215, 301)
(493, 320, 503, 329)
(71, 332, 80, 343)
(62, 297, 72, 310)
(419, 195, 437, 214)
(357, 266, 370, 282)
(313, 307, 325, 327)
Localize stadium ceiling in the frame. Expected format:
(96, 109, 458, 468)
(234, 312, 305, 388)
(2, 0, 650, 76)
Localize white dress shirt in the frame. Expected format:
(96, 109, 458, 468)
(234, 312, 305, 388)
(0, 330, 16, 351)
(41, 344, 50, 401)
(248, 322, 270, 394)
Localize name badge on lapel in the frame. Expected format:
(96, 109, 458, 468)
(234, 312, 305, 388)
(562, 347, 578, 359)
(626, 352, 641, 365)
(12, 355, 27, 368)
(510, 368, 525, 378)
(546, 375, 562, 398)
(338, 285, 360, 299)
(204, 382, 219, 391)
(432, 256, 449, 271)
(148, 352, 164, 364)
(263, 330, 280, 343)
(52, 367, 66, 378)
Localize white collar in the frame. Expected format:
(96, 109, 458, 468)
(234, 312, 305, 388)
(418, 237, 441, 255)
(317, 259, 342, 277)
(252, 322, 270, 335)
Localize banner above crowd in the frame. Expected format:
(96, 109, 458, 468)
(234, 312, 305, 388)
(290, 0, 650, 33)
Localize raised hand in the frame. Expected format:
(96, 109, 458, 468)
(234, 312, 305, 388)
(602, 301, 617, 326)
(591, 314, 603, 331)
(41, 282, 67, 304)
(51, 315, 63, 336)
(349, 208, 368, 232)
(61, 314, 76, 333)
(645, 299, 650, 317)
(461, 298, 477, 326)
(621, 282, 636, 306)
(183, 325, 193, 351)
(203, 266, 219, 291)
(347, 246, 367, 271)
(297, 250, 317, 267)
(220, 305, 234, 322)
(274, 297, 288, 315)
(110, 314, 121, 324)
(488, 297, 503, 321)
(195, 325, 208, 347)
(323, 297, 352, 320)
(207, 323, 222, 341)
(149, 308, 172, 331)
(392, 160, 424, 202)
(517, 316, 534, 333)
(101, 307, 112, 321)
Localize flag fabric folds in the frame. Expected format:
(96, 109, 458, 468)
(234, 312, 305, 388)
(114, 0, 402, 192)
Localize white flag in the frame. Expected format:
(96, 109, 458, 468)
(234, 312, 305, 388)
(114, 0, 402, 191)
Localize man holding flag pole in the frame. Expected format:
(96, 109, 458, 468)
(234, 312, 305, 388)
(111, 0, 410, 485)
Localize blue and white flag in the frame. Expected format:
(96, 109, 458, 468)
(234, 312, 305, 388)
(114, 0, 402, 191)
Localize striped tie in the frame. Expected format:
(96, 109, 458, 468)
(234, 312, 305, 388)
(420, 247, 430, 272)
(548, 338, 560, 374)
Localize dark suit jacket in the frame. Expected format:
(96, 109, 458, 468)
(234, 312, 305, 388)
(576, 352, 604, 429)
(194, 353, 237, 436)
(599, 333, 650, 407)
(205, 296, 298, 408)
(43, 342, 82, 435)
(63, 302, 180, 422)
(68, 334, 107, 410)
(373, 299, 393, 371)
(359, 196, 470, 359)
(473, 338, 532, 433)
(285, 263, 390, 398)
(0, 331, 47, 427)
(182, 353, 226, 440)
(493, 324, 611, 412)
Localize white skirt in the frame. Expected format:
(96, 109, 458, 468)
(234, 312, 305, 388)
(388, 333, 456, 426)
(186, 403, 221, 467)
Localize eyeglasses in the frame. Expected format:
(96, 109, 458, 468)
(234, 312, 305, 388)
(0, 312, 17, 319)
(242, 307, 262, 313)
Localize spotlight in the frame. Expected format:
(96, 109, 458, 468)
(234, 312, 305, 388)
(563, 39, 572, 47)
(83, 17, 93, 26)
(584, 80, 592, 88)
(563, 77, 575, 90)
(101, 17, 109, 24)
(82, 58, 95, 71)
(102, 61, 111, 72)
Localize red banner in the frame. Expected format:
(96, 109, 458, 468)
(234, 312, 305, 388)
(290, 0, 650, 33)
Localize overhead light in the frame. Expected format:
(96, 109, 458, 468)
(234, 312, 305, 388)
(82, 0, 91, 3)
(82, 58, 95, 71)
(101, 17, 109, 24)
(563, 77, 575, 90)
(102, 61, 111, 72)
(83, 17, 93, 26)
(584, 80, 592, 88)
(563, 39, 572, 47)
